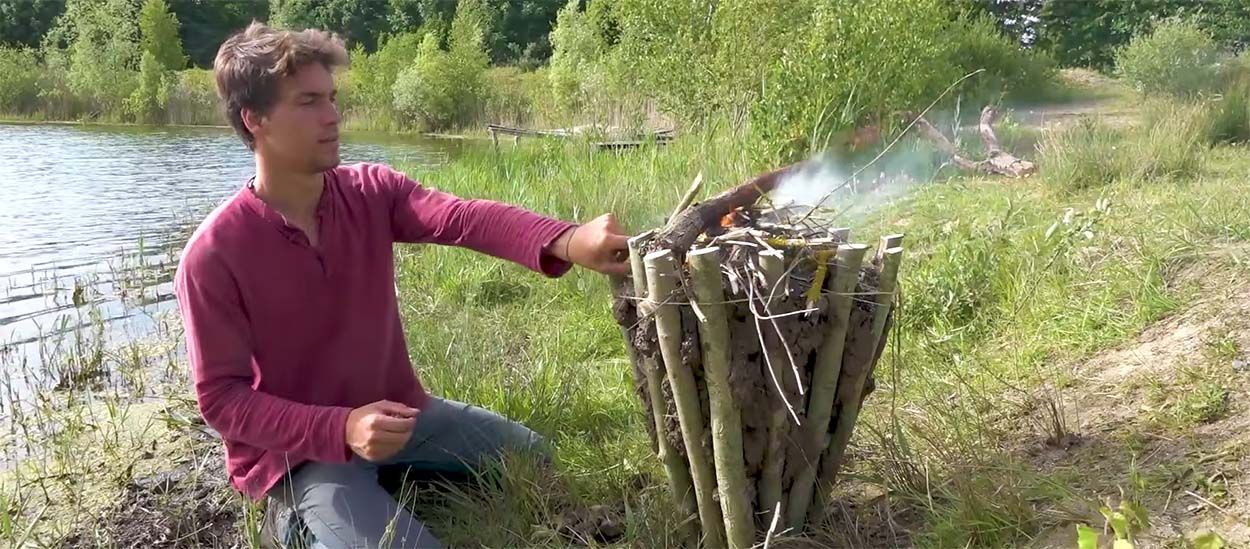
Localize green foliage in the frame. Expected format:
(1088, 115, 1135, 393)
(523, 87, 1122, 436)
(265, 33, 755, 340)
(1037, 0, 1250, 69)
(0, 46, 42, 114)
(1210, 72, 1250, 143)
(342, 32, 424, 115)
(1041, 100, 1211, 191)
(1076, 499, 1150, 549)
(164, 67, 219, 125)
(1193, 531, 1228, 549)
(946, 14, 1057, 104)
(392, 33, 458, 130)
(547, 0, 607, 114)
(125, 50, 173, 123)
(0, 0, 64, 48)
(1040, 119, 1127, 191)
(169, 0, 267, 68)
(44, 0, 141, 118)
(610, 0, 809, 129)
(1127, 100, 1212, 180)
(751, 0, 956, 160)
(269, 0, 388, 51)
(1076, 523, 1099, 549)
(138, 0, 185, 70)
(1116, 18, 1221, 98)
(481, 66, 548, 126)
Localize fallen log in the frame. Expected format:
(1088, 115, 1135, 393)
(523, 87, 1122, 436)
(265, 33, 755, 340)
(911, 106, 1036, 178)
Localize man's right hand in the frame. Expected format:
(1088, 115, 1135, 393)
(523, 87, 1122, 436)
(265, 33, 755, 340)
(345, 400, 418, 462)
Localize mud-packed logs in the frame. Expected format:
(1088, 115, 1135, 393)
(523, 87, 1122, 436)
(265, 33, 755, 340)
(611, 170, 905, 547)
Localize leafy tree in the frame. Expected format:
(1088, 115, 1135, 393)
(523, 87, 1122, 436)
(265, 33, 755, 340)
(169, 0, 268, 68)
(0, 46, 42, 113)
(392, 33, 456, 129)
(270, 0, 388, 51)
(750, 0, 957, 160)
(126, 49, 173, 122)
(0, 0, 65, 48)
(44, 0, 141, 116)
(1036, 0, 1250, 68)
(343, 31, 424, 114)
(139, 0, 185, 70)
(1116, 17, 1220, 97)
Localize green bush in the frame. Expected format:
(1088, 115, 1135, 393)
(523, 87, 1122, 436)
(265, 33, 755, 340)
(1210, 76, 1250, 143)
(0, 46, 41, 114)
(125, 50, 173, 123)
(946, 14, 1058, 104)
(1210, 54, 1250, 143)
(341, 32, 424, 116)
(1126, 100, 1211, 180)
(1039, 118, 1127, 191)
(1116, 18, 1222, 98)
(548, 0, 607, 115)
(391, 5, 489, 132)
(750, 0, 957, 160)
(165, 68, 221, 125)
(481, 66, 548, 126)
(392, 34, 459, 131)
(1042, 101, 1211, 191)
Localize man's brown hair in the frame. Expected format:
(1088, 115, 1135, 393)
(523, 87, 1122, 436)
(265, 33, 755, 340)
(213, 22, 349, 149)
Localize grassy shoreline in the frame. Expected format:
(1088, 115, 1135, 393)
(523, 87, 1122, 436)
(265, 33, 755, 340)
(5, 92, 1250, 546)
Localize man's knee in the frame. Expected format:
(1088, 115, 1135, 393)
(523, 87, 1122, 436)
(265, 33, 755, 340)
(271, 461, 443, 549)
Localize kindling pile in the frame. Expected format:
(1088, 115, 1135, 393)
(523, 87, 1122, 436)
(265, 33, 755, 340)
(612, 164, 905, 547)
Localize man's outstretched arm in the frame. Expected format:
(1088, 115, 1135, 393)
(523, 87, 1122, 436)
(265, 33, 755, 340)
(381, 165, 629, 276)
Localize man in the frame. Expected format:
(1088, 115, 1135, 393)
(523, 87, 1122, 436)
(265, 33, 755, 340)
(175, 22, 630, 548)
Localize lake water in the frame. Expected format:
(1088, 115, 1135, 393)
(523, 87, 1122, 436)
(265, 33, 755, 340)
(0, 122, 461, 395)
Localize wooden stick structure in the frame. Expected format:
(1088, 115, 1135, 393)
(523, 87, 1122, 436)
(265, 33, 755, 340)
(613, 172, 907, 545)
(810, 246, 904, 524)
(785, 244, 868, 529)
(689, 247, 754, 549)
(756, 249, 790, 529)
(627, 233, 698, 543)
(646, 249, 726, 548)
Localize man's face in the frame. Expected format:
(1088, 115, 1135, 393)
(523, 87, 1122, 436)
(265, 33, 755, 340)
(247, 63, 340, 173)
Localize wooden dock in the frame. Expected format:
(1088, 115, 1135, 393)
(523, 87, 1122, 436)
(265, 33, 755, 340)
(486, 124, 674, 151)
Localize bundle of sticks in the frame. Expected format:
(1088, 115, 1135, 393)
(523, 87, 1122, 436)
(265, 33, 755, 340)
(611, 165, 905, 547)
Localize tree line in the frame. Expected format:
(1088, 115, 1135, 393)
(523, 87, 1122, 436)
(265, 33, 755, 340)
(3, 0, 1247, 70)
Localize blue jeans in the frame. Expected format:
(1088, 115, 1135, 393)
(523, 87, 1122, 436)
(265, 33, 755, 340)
(267, 397, 547, 548)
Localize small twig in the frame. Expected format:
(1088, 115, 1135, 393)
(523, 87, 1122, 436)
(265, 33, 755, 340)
(743, 264, 803, 425)
(1185, 490, 1239, 519)
(666, 172, 704, 228)
(763, 501, 783, 549)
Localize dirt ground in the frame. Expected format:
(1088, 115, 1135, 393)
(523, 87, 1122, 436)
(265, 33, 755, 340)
(1020, 250, 1250, 547)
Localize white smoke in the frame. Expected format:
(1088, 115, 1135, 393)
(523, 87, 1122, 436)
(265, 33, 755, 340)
(768, 161, 849, 210)
(768, 142, 938, 224)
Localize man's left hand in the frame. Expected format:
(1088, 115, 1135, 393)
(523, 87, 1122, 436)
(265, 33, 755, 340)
(550, 213, 630, 276)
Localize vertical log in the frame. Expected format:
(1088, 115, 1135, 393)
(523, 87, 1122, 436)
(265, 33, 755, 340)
(809, 247, 904, 524)
(630, 234, 698, 543)
(688, 247, 753, 549)
(785, 244, 869, 530)
(756, 249, 790, 528)
(875, 234, 904, 262)
(646, 249, 726, 548)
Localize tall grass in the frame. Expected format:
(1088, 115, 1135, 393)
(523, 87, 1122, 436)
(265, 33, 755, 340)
(376, 111, 1250, 546)
(9, 97, 1250, 546)
(1041, 100, 1212, 191)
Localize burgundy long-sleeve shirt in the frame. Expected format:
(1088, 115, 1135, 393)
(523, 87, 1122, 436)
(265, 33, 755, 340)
(174, 162, 575, 500)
